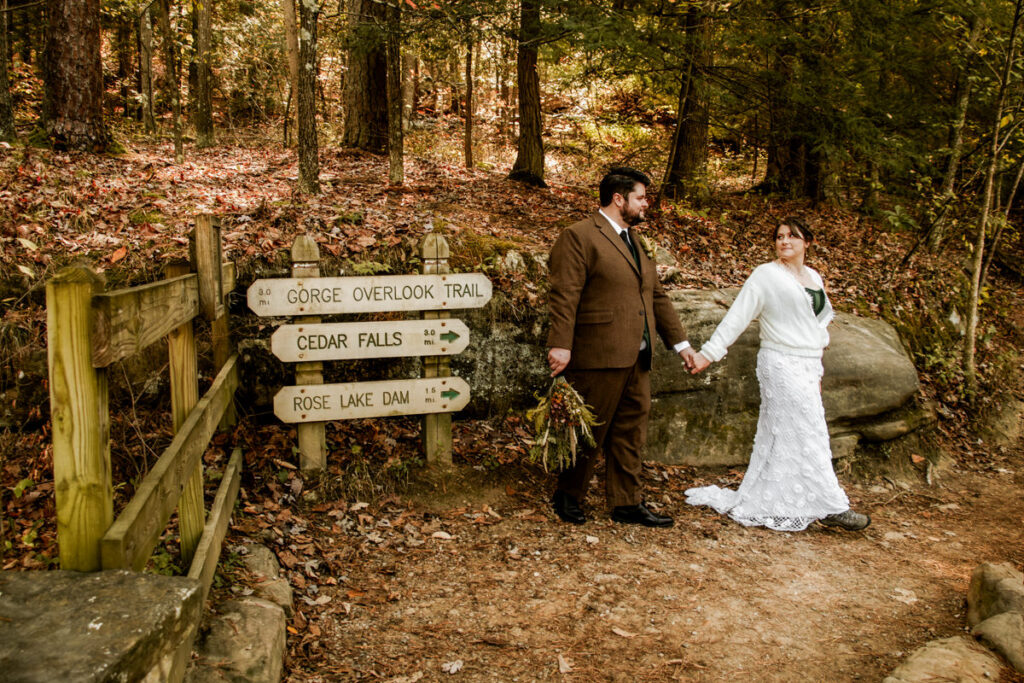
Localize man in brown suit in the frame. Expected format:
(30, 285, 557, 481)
(547, 167, 695, 526)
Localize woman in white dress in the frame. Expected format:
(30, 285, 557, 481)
(685, 217, 870, 532)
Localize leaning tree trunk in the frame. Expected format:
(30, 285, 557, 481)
(43, 0, 109, 151)
(193, 0, 213, 147)
(0, 0, 15, 141)
(385, 0, 402, 184)
(508, 0, 544, 186)
(930, 14, 984, 251)
(342, 0, 387, 153)
(281, 0, 299, 146)
(138, 6, 157, 133)
(297, 0, 319, 193)
(464, 28, 473, 169)
(156, 0, 184, 162)
(981, 156, 1024, 286)
(964, 0, 1022, 396)
(662, 4, 711, 203)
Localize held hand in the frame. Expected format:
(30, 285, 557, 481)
(689, 352, 711, 374)
(679, 346, 697, 371)
(548, 347, 570, 377)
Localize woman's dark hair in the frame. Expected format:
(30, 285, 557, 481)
(599, 167, 651, 206)
(774, 216, 814, 243)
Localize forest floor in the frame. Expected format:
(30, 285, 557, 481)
(230, 422, 1024, 683)
(2, 132, 1024, 681)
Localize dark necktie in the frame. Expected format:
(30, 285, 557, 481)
(620, 230, 640, 269)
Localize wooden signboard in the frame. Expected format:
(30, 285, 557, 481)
(274, 377, 471, 423)
(270, 319, 470, 362)
(247, 273, 491, 317)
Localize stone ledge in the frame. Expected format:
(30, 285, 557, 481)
(0, 570, 201, 683)
(185, 544, 290, 683)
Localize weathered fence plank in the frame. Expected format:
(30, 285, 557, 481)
(187, 447, 243, 604)
(100, 355, 239, 571)
(193, 215, 224, 321)
(47, 265, 112, 571)
(90, 274, 200, 368)
(166, 263, 205, 566)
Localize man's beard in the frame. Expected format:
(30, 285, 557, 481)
(622, 205, 644, 226)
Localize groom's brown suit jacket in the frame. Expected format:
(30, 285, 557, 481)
(547, 211, 687, 370)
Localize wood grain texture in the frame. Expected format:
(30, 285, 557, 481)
(47, 265, 112, 571)
(90, 274, 199, 367)
(187, 447, 243, 604)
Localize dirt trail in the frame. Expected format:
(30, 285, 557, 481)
(273, 439, 1024, 682)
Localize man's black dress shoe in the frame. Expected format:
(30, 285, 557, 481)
(552, 490, 586, 524)
(611, 502, 674, 527)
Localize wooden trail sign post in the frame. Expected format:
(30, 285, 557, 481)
(247, 234, 490, 470)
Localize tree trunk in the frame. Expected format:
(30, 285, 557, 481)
(297, 0, 319, 193)
(982, 156, 1024, 286)
(115, 18, 133, 118)
(156, 0, 184, 162)
(930, 14, 984, 251)
(464, 30, 473, 169)
(0, 0, 15, 141)
(43, 0, 109, 151)
(964, 0, 1022, 396)
(385, 0, 402, 184)
(138, 8, 157, 133)
(281, 0, 299, 146)
(449, 55, 461, 116)
(508, 0, 545, 187)
(193, 0, 213, 147)
(498, 36, 511, 138)
(342, 0, 387, 153)
(401, 52, 416, 130)
(662, 4, 711, 203)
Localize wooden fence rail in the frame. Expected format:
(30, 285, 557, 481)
(45, 215, 241, 594)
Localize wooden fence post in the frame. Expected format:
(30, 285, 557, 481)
(421, 234, 452, 466)
(292, 236, 327, 471)
(166, 261, 204, 565)
(46, 265, 111, 571)
(196, 215, 236, 429)
(192, 215, 224, 321)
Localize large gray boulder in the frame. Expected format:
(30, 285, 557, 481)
(646, 289, 927, 466)
(0, 570, 201, 683)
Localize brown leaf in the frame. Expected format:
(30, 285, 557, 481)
(110, 246, 127, 263)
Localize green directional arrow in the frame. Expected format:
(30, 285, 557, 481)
(441, 389, 461, 400)
(440, 330, 460, 343)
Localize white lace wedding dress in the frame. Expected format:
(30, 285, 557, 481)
(685, 347, 850, 531)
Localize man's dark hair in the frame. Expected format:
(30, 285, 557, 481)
(599, 167, 651, 207)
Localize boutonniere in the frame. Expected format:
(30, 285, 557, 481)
(635, 233, 656, 260)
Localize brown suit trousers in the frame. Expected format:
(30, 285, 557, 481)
(546, 212, 687, 507)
